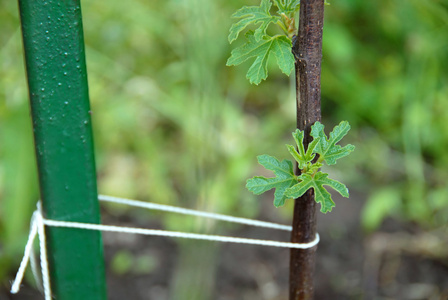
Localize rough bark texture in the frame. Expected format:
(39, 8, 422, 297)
(289, 0, 325, 299)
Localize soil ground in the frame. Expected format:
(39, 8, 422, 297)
(2, 192, 448, 300)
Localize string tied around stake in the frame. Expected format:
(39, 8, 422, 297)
(10, 195, 320, 299)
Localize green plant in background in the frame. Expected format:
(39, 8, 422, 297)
(0, 16, 39, 281)
(319, 0, 448, 230)
(247, 121, 354, 213)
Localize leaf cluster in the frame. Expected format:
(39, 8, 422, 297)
(246, 121, 355, 213)
(226, 0, 300, 85)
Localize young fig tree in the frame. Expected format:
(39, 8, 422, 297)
(227, 0, 353, 299)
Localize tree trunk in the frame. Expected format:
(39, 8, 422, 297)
(289, 0, 325, 299)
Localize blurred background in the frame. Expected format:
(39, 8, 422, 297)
(1, 0, 447, 299)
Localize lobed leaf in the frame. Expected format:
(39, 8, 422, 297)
(273, 0, 300, 15)
(227, 31, 294, 85)
(286, 144, 305, 169)
(246, 122, 354, 212)
(246, 154, 297, 207)
(286, 129, 320, 170)
(228, 0, 281, 44)
(311, 121, 355, 165)
(286, 172, 349, 213)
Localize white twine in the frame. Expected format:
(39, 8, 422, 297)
(29, 248, 43, 293)
(98, 195, 293, 231)
(36, 203, 52, 300)
(10, 211, 38, 294)
(11, 196, 320, 298)
(42, 218, 319, 249)
(11, 205, 52, 300)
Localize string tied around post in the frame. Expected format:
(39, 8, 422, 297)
(10, 195, 320, 299)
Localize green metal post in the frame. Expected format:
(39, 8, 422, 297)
(17, 0, 107, 299)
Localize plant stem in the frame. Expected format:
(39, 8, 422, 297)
(289, 0, 324, 299)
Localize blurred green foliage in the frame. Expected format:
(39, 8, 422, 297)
(110, 250, 157, 275)
(320, 0, 448, 230)
(1, 0, 447, 295)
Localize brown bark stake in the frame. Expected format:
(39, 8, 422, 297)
(289, 0, 325, 299)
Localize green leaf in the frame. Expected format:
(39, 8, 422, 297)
(311, 121, 355, 165)
(286, 144, 305, 169)
(228, 0, 281, 44)
(286, 172, 349, 213)
(286, 129, 319, 169)
(227, 31, 294, 85)
(306, 161, 323, 174)
(246, 154, 297, 207)
(273, 0, 300, 15)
